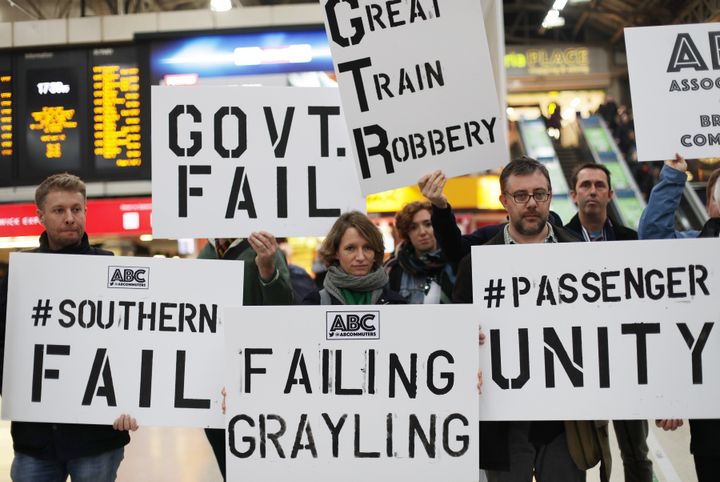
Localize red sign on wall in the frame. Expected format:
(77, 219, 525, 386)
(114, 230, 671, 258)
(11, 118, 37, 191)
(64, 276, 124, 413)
(0, 197, 152, 238)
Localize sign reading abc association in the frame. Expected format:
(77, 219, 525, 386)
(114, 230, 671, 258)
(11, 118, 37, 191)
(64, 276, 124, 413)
(224, 304, 479, 482)
(626, 23, 720, 161)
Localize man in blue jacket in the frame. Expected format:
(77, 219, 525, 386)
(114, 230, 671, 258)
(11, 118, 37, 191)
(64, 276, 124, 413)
(638, 154, 719, 238)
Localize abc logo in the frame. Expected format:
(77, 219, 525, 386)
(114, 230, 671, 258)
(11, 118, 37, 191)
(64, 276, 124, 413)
(108, 266, 149, 289)
(326, 311, 379, 339)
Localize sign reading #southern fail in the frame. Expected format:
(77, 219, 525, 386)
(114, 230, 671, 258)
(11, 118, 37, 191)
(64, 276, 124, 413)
(472, 239, 720, 420)
(321, 0, 509, 195)
(626, 23, 720, 161)
(151, 86, 365, 238)
(1, 253, 239, 428)
(224, 305, 479, 482)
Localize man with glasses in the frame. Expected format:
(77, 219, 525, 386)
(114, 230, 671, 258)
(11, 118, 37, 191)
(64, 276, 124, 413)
(565, 163, 651, 482)
(453, 158, 611, 482)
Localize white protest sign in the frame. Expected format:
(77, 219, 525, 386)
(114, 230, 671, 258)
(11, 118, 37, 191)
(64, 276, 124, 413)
(2, 252, 239, 428)
(626, 23, 720, 161)
(224, 304, 479, 482)
(151, 86, 365, 238)
(321, 0, 509, 195)
(471, 239, 720, 420)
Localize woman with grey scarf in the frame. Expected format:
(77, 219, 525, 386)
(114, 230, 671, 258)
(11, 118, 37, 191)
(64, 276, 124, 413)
(303, 211, 405, 305)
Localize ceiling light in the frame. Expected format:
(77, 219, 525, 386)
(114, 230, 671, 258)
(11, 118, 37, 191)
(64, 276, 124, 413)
(542, 9, 566, 29)
(210, 0, 232, 12)
(552, 0, 568, 10)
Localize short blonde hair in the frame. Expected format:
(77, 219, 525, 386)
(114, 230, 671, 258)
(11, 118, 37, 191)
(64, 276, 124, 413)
(318, 211, 384, 267)
(35, 173, 86, 210)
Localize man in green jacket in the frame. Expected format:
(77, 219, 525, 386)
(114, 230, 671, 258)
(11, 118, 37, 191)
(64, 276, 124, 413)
(198, 232, 293, 480)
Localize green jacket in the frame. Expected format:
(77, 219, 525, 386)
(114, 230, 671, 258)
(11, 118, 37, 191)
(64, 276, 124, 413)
(197, 240, 293, 306)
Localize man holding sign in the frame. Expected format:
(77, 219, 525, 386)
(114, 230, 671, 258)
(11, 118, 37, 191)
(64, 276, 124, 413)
(0, 173, 136, 482)
(452, 158, 611, 482)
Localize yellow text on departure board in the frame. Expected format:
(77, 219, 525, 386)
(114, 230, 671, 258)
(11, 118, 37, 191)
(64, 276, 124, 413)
(29, 106, 77, 159)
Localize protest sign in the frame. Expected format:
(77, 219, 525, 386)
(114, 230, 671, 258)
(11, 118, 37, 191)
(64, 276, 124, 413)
(626, 23, 720, 161)
(321, 0, 509, 195)
(1, 252, 239, 428)
(224, 304, 479, 482)
(472, 238, 720, 420)
(151, 86, 365, 238)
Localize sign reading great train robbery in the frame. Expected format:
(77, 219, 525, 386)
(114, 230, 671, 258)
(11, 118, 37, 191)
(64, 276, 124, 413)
(151, 86, 365, 238)
(626, 23, 720, 161)
(321, 0, 509, 195)
(472, 239, 720, 420)
(224, 304, 479, 482)
(1, 253, 239, 428)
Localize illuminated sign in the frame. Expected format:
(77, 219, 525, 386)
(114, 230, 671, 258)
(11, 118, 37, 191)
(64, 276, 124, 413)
(504, 45, 608, 77)
(91, 46, 143, 171)
(0, 73, 12, 158)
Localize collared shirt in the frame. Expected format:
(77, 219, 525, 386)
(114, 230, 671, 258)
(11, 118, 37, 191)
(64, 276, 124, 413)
(503, 222, 557, 245)
(580, 218, 612, 242)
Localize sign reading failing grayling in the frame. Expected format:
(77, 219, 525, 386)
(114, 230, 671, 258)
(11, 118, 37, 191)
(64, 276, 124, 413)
(1, 253, 240, 428)
(626, 23, 720, 161)
(472, 239, 720, 420)
(320, 0, 509, 195)
(224, 305, 479, 482)
(151, 86, 365, 238)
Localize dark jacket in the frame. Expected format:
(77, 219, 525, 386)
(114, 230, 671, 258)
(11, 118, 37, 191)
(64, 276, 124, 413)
(564, 213, 637, 241)
(452, 225, 610, 481)
(0, 232, 131, 461)
(197, 239, 293, 306)
(689, 217, 720, 458)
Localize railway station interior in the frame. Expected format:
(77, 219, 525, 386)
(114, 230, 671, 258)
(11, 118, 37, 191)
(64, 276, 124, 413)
(0, 0, 718, 480)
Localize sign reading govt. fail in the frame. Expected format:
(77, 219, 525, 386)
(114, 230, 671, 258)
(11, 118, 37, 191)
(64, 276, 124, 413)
(224, 305, 479, 482)
(321, 0, 508, 195)
(472, 239, 720, 420)
(151, 86, 365, 238)
(1, 253, 239, 428)
(626, 23, 720, 161)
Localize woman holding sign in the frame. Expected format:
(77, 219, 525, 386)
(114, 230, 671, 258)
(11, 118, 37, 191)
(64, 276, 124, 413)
(304, 211, 405, 305)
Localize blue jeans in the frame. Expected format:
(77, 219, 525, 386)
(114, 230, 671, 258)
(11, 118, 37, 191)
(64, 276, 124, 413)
(11, 448, 124, 482)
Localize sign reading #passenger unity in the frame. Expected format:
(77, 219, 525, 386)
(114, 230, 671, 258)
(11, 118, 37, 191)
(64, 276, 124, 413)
(224, 305, 479, 482)
(151, 86, 365, 238)
(472, 239, 720, 420)
(321, 0, 509, 195)
(626, 23, 720, 161)
(1, 252, 239, 428)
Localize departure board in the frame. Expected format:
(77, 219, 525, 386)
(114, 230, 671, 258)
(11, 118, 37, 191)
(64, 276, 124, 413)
(8, 45, 146, 185)
(15, 50, 88, 182)
(91, 47, 142, 172)
(0, 55, 12, 185)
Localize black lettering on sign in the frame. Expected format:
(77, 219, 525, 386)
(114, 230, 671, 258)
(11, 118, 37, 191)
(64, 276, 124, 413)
(82, 348, 117, 406)
(31, 344, 70, 402)
(228, 414, 256, 458)
(677, 322, 714, 384)
(354, 413, 380, 458)
(308, 105, 340, 157)
(168, 104, 202, 157)
(667, 33, 709, 73)
(339, 57, 373, 112)
(139, 349, 153, 407)
(409, 414, 436, 458)
(214, 106, 247, 159)
(621, 323, 661, 385)
(291, 414, 318, 458)
(490, 328, 530, 390)
(308, 166, 341, 218)
(226, 166, 257, 219)
(443, 413, 469, 457)
(262, 414, 287, 458)
(284, 348, 312, 394)
(178, 165, 211, 218)
(264, 106, 294, 158)
(426, 350, 454, 395)
(322, 413, 347, 457)
(389, 353, 417, 398)
(325, 0, 364, 48)
(174, 350, 210, 409)
(543, 327, 583, 388)
(243, 348, 273, 393)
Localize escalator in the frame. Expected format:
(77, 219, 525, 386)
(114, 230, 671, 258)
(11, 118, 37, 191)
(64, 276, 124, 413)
(578, 116, 647, 229)
(516, 118, 577, 224)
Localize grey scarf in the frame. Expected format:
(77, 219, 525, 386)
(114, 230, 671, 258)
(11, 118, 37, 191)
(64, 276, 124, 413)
(323, 264, 389, 305)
